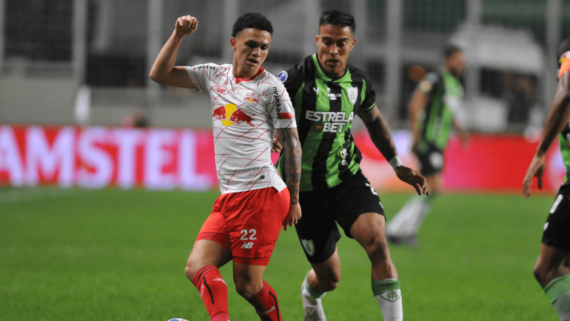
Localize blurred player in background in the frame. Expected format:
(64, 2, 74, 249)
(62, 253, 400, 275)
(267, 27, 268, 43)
(150, 13, 302, 321)
(386, 45, 468, 246)
(523, 38, 570, 321)
(275, 10, 428, 321)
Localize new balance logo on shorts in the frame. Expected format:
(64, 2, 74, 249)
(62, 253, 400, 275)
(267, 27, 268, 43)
(241, 242, 254, 249)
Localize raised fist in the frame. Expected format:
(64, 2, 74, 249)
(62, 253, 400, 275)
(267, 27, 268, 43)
(175, 15, 198, 37)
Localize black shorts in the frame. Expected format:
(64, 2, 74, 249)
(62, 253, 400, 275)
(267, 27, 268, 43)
(415, 143, 444, 177)
(542, 185, 570, 252)
(295, 170, 385, 264)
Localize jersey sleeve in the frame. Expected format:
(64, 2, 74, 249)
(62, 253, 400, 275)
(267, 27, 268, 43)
(266, 79, 297, 129)
(282, 64, 305, 106)
(185, 63, 220, 93)
(360, 73, 377, 111)
(417, 72, 439, 95)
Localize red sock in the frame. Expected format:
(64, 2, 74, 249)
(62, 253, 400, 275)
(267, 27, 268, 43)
(192, 265, 230, 321)
(254, 280, 282, 321)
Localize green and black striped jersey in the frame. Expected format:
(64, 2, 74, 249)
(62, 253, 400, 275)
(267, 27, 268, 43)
(416, 68, 464, 152)
(278, 54, 376, 192)
(559, 122, 570, 186)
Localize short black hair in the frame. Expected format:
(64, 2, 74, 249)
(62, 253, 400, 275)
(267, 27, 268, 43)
(557, 38, 570, 67)
(319, 9, 356, 34)
(231, 12, 273, 37)
(443, 45, 463, 59)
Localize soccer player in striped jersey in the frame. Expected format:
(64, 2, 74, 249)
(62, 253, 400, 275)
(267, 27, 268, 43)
(275, 10, 428, 321)
(150, 13, 302, 321)
(385, 45, 469, 246)
(523, 38, 570, 321)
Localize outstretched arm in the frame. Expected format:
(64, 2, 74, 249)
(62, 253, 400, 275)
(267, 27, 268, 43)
(276, 127, 302, 230)
(523, 72, 570, 197)
(358, 106, 429, 195)
(149, 15, 199, 89)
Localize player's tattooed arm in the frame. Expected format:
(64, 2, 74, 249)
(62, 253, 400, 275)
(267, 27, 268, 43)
(357, 106, 398, 161)
(277, 127, 302, 230)
(277, 128, 302, 204)
(358, 106, 429, 195)
(150, 15, 199, 89)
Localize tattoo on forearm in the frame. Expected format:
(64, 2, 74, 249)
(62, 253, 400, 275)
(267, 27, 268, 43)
(364, 110, 397, 161)
(278, 128, 302, 204)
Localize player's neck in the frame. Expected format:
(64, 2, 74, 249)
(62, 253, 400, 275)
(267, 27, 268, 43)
(232, 64, 260, 81)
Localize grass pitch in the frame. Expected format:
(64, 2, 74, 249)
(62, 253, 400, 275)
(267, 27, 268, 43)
(0, 187, 559, 320)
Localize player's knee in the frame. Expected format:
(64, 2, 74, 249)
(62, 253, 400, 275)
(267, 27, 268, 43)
(235, 282, 262, 300)
(363, 233, 389, 260)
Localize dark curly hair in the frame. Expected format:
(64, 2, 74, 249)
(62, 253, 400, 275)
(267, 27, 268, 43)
(231, 12, 273, 37)
(319, 9, 355, 34)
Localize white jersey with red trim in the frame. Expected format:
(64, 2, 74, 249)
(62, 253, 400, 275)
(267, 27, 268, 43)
(186, 63, 296, 194)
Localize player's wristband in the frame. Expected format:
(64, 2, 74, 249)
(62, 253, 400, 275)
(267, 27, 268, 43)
(388, 156, 404, 171)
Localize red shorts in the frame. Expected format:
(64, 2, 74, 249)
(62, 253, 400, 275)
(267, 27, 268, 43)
(196, 187, 290, 266)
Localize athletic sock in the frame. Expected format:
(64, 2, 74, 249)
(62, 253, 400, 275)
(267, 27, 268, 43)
(372, 279, 403, 321)
(254, 280, 282, 321)
(192, 265, 230, 321)
(545, 274, 570, 320)
(302, 272, 326, 304)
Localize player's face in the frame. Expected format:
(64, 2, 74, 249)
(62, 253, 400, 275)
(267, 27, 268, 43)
(231, 28, 271, 76)
(316, 24, 356, 79)
(447, 51, 465, 78)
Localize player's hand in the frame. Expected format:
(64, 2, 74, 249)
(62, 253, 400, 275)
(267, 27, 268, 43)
(395, 166, 430, 196)
(175, 15, 198, 37)
(523, 154, 546, 198)
(272, 132, 282, 153)
(283, 202, 302, 231)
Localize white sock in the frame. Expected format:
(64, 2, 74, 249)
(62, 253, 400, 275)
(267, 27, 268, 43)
(303, 272, 325, 304)
(387, 197, 429, 238)
(372, 279, 403, 321)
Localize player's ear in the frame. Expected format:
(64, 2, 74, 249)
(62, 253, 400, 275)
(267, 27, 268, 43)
(315, 35, 320, 46)
(349, 38, 357, 51)
(230, 37, 237, 50)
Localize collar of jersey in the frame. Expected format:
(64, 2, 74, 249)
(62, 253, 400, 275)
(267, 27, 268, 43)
(235, 66, 265, 83)
(312, 54, 349, 82)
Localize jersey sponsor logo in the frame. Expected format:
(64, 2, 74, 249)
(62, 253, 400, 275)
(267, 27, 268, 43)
(347, 86, 358, 105)
(212, 104, 254, 127)
(301, 239, 315, 256)
(277, 71, 288, 83)
(306, 111, 354, 133)
(340, 148, 348, 166)
(212, 85, 228, 94)
(327, 88, 342, 100)
(379, 289, 401, 302)
(243, 96, 260, 107)
(272, 86, 283, 118)
(241, 242, 254, 249)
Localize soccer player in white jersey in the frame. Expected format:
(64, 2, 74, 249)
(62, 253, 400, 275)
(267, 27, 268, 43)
(150, 13, 302, 321)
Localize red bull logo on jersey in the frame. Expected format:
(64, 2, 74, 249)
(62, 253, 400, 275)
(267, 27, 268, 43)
(212, 86, 228, 94)
(212, 104, 254, 127)
(243, 96, 260, 107)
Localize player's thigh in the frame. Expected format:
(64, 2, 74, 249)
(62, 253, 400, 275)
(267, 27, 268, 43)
(187, 240, 232, 272)
(296, 190, 341, 264)
(222, 187, 290, 266)
(332, 171, 385, 240)
(535, 243, 570, 287)
(416, 145, 444, 178)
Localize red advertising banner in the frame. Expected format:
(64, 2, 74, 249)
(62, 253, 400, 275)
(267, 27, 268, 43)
(0, 125, 217, 190)
(354, 131, 564, 193)
(0, 125, 564, 192)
